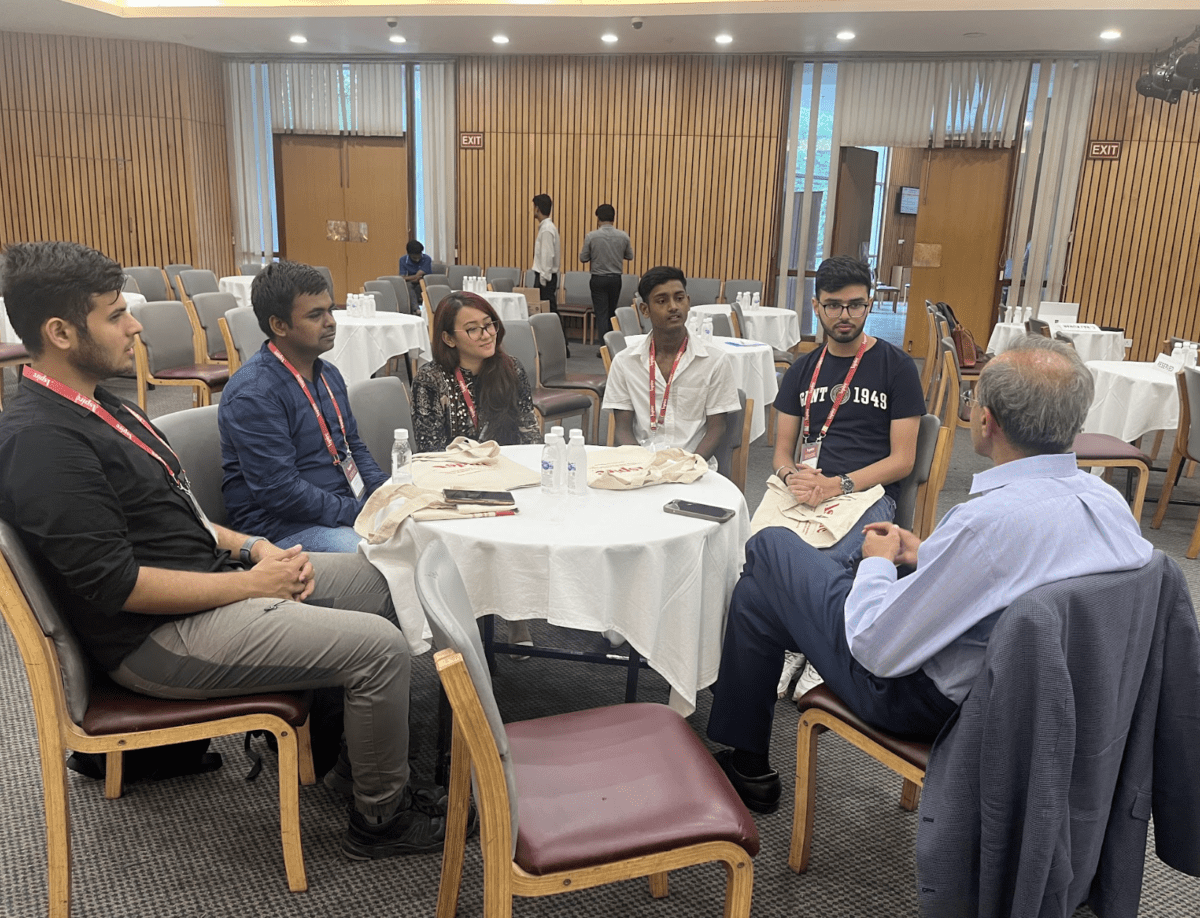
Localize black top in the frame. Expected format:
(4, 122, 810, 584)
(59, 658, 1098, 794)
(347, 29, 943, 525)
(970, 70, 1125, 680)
(0, 379, 234, 671)
(774, 339, 925, 503)
(410, 358, 541, 454)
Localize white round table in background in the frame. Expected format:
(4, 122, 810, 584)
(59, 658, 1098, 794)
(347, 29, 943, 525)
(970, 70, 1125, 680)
(627, 334, 777, 442)
(692, 304, 802, 352)
(480, 291, 530, 324)
(1055, 327, 1125, 363)
(985, 322, 1029, 355)
(0, 297, 17, 343)
(1083, 360, 1177, 443)
(122, 292, 147, 309)
(361, 444, 749, 714)
(326, 313, 432, 389)
(218, 275, 255, 310)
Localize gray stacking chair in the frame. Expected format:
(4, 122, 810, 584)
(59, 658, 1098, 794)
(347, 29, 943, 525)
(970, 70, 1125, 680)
(485, 267, 521, 289)
(313, 266, 335, 303)
(363, 280, 401, 313)
(713, 389, 751, 491)
(687, 277, 722, 305)
(164, 264, 193, 299)
(490, 278, 515, 293)
(124, 267, 170, 302)
(618, 274, 639, 309)
(603, 329, 627, 359)
(425, 285, 453, 319)
(347, 376, 414, 468)
(724, 280, 763, 304)
(504, 319, 592, 434)
(709, 313, 734, 338)
(177, 269, 220, 302)
(128, 301, 229, 410)
(122, 274, 140, 294)
(892, 413, 942, 534)
(188, 291, 238, 364)
(613, 306, 641, 337)
(448, 265, 482, 291)
(430, 261, 449, 276)
(153, 405, 228, 525)
(529, 312, 606, 442)
(222, 305, 268, 371)
(558, 271, 595, 344)
(378, 276, 414, 314)
(240, 262, 266, 276)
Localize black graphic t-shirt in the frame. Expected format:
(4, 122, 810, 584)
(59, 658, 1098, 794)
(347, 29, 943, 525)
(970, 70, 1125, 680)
(774, 339, 925, 503)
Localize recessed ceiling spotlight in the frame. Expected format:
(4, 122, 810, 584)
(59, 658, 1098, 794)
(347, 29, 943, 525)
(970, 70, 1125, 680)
(715, 34, 733, 45)
(492, 35, 509, 45)
(963, 31, 986, 37)
(1100, 29, 1122, 41)
(602, 33, 618, 44)
(389, 35, 406, 44)
(289, 35, 307, 44)
(836, 30, 855, 41)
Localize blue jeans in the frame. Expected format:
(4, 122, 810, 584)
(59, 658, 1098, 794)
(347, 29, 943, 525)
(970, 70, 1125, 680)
(821, 494, 896, 570)
(707, 528, 957, 755)
(278, 524, 364, 554)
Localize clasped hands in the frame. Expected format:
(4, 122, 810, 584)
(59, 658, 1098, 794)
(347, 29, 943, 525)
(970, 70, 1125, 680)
(251, 541, 315, 601)
(783, 464, 842, 507)
(861, 521, 920, 567)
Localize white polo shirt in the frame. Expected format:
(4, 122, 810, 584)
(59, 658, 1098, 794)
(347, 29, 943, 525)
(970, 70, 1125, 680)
(602, 333, 740, 454)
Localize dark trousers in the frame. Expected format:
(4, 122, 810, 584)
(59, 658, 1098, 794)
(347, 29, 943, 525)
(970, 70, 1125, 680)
(706, 528, 958, 755)
(534, 272, 559, 314)
(589, 274, 622, 338)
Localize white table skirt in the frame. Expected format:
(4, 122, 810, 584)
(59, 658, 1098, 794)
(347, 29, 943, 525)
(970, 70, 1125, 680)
(0, 297, 16, 344)
(1056, 328, 1125, 363)
(1083, 361, 1178, 443)
(985, 322, 1029, 356)
(218, 275, 255, 310)
(627, 334, 777, 442)
(692, 304, 801, 352)
(361, 444, 749, 714)
(326, 313, 432, 389)
(480, 291, 529, 324)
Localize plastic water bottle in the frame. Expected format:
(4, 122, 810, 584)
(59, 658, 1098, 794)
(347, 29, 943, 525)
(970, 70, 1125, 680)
(391, 428, 412, 485)
(702, 315, 714, 344)
(751, 292, 761, 309)
(551, 425, 565, 441)
(541, 433, 565, 494)
(566, 430, 588, 497)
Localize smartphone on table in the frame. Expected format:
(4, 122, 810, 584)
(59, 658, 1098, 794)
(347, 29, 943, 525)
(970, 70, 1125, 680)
(663, 499, 735, 524)
(443, 489, 516, 506)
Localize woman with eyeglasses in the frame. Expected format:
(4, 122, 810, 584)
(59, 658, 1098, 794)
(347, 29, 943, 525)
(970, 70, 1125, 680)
(411, 292, 541, 453)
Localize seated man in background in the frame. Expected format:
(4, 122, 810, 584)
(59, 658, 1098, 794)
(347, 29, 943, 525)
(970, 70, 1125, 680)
(707, 337, 1152, 813)
(219, 260, 389, 553)
(397, 239, 432, 312)
(0, 242, 444, 859)
(602, 265, 739, 467)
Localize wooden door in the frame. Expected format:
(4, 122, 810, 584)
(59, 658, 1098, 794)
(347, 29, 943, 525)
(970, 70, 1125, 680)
(902, 148, 1015, 359)
(277, 135, 349, 298)
(831, 147, 878, 262)
(342, 137, 408, 294)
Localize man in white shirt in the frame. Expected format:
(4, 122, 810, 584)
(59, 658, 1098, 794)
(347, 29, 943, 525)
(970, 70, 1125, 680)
(531, 192, 564, 355)
(707, 336, 1153, 813)
(602, 266, 740, 463)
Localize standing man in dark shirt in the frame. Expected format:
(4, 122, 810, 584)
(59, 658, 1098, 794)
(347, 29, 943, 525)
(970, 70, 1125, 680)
(0, 242, 445, 860)
(579, 203, 634, 343)
(219, 261, 389, 553)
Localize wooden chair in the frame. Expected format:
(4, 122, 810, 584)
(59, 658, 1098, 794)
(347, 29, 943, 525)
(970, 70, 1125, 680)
(414, 542, 759, 918)
(1151, 367, 1200, 549)
(687, 277, 722, 305)
(123, 267, 171, 302)
(0, 341, 32, 411)
(505, 319, 592, 435)
(613, 306, 640, 337)
(600, 345, 611, 373)
(187, 291, 236, 366)
(164, 263, 194, 300)
(128, 301, 229, 410)
(447, 265, 482, 291)
(0, 519, 315, 917)
(347, 376, 414, 473)
(529, 312, 606, 443)
(558, 271, 595, 345)
(1026, 317, 1052, 338)
(153, 405, 229, 524)
(219, 316, 241, 375)
(220, 305, 267, 377)
(715, 391, 753, 493)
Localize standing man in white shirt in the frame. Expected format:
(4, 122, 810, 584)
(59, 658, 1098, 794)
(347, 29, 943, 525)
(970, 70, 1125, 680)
(531, 193, 565, 355)
(579, 203, 634, 345)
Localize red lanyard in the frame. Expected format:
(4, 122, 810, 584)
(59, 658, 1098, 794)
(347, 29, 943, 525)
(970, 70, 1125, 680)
(648, 336, 687, 432)
(801, 336, 869, 443)
(22, 365, 190, 489)
(454, 368, 479, 430)
(268, 343, 350, 467)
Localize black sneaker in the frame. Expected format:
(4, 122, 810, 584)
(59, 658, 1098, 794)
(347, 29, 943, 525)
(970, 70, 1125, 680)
(341, 787, 447, 859)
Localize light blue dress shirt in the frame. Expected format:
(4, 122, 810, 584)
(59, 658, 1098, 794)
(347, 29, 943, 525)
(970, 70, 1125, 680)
(845, 452, 1154, 703)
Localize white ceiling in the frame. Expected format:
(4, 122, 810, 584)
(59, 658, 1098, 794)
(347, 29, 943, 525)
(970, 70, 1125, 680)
(4, 1, 1198, 57)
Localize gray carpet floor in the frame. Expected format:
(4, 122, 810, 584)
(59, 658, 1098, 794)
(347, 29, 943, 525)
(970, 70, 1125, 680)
(1, 358, 1198, 917)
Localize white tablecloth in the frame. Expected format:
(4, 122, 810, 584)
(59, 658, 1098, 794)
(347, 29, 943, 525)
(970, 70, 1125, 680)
(1083, 361, 1178, 443)
(627, 334, 777, 442)
(480, 291, 529, 324)
(985, 322, 1028, 355)
(1056, 328, 1125, 363)
(123, 292, 147, 309)
(692, 304, 801, 352)
(0, 298, 16, 344)
(361, 444, 750, 714)
(218, 275, 255, 310)
(326, 313, 432, 388)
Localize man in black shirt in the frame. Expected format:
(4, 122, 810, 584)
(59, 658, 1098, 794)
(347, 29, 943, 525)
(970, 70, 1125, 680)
(0, 242, 443, 860)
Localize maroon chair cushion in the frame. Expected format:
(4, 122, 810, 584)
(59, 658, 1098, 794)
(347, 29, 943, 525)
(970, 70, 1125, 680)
(797, 685, 931, 772)
(153, 365, 230, 385)
(81, 676, 312, 736)
(542, 372, 606, 395)
(508, 702, 760, 875)
(1072, 433, 1150, 465)
(0, 342, 30, 362)
(212, 350, 228, 362)
(532, 386, 592, 415)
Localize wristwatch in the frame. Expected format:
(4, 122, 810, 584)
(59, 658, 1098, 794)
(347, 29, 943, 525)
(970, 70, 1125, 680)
(838, 474, 855, 495)
(240, 536, 267, 566)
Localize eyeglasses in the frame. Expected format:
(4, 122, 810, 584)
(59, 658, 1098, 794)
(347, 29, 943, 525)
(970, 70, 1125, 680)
(459, 321, 498, 341)
(818, 301, 870, 319)
(961, 389, 980, 407)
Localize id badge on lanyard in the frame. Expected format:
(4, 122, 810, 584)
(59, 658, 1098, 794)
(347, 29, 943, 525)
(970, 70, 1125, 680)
(342, 454, 365, 498)
(799, 440, 821, 469)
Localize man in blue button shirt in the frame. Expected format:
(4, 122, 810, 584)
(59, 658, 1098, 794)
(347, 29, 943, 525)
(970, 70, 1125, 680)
(707, 336, 1153, 813)
(219, 261, 389, 552)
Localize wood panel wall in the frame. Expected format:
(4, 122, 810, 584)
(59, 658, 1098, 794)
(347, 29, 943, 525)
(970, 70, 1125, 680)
(878, 146, 925, 288)
(0, 31, 234, 276)
(456, 55, 789, 291)
(1064, 52, 1200, 361)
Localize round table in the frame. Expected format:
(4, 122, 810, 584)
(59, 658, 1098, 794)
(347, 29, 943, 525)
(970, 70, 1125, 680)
(326, 313, 432, 389)
(1055, 327, 1125, 363)
(985, 322, 1030, 355)
(123, 292, 147, 309)
(692, 304, 801, 352)
(1083, 361, 1178, 443)
(361, 444, 749, 714)
(218, 275, 255, 310)
(0, 297, 17, 343)
(627, 334, 777, 442)
(480, 291, 529, 324)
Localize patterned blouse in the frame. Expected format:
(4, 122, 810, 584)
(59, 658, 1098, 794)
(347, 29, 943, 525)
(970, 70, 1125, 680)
(411, 357, 542, 453)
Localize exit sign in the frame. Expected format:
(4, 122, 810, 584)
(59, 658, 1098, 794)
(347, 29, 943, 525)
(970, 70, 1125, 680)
(460, 132, 484, 149)
(1088, 140, 1121, 160)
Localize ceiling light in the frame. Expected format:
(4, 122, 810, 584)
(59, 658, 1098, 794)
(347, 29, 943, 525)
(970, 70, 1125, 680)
(289, 34, 307, 44)
(836, 31, 855, 41)
(389, 35, 406, 45)
(1100, 29, 1122, 41)
(602, 33, 618, 44)
(715, 34, 733, 45)
(492, 35, 509, 45)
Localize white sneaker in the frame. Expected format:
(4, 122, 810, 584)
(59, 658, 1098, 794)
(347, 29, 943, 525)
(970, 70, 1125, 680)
(778, 651, 806, 698)
(793, 661, 825, 701)
(603, 629, 624, 648)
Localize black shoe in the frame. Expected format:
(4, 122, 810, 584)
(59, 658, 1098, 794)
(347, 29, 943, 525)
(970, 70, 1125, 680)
(341, 787, 447, 859)
(714, 749, 781, 814)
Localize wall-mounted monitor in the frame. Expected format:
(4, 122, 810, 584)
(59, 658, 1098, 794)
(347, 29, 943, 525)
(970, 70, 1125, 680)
(896, 186, 920, 216)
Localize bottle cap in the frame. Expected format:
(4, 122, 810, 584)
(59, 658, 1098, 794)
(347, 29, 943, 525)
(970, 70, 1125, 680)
(394, 428, 408, 440)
